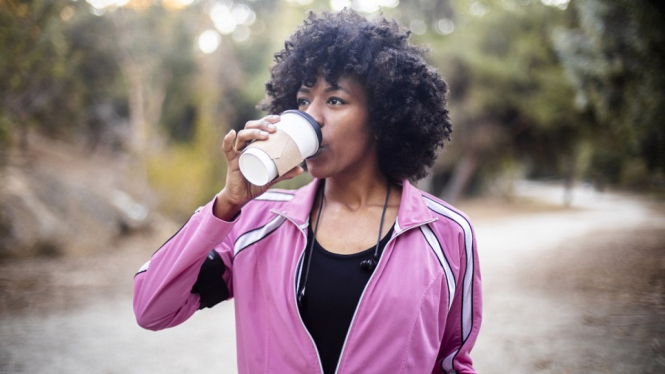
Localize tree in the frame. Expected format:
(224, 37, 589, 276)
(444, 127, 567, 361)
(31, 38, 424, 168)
(0, 0, 70, 150)
(412, 0, 590, 201)
(553, 0, 665, 188)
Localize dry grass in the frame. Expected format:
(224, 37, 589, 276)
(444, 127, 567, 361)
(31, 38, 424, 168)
(457, 195, 574, 222)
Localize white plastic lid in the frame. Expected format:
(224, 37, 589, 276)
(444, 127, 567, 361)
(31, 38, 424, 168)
(279, 110, 321, 158)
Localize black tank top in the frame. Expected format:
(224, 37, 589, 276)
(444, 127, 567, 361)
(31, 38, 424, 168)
(298, 225, 394, 374)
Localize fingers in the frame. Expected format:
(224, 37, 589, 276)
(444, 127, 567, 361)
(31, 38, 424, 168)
(222, 130, 237, 162)
(222, 128, 265, 166)
(244, 115, 280, 133)
(235, 128, 270, 151)
(232, 115, 281, 152)
(222, 127, 269, 157)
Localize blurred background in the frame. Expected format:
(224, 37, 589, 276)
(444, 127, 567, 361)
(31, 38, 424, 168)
(1, 0, 664, 373)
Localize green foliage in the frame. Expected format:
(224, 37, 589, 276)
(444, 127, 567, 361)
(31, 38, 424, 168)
(146, 143, 219, 218)
(147, 109, 224, 219)
(554, 0, 665, 187)
(419, 0, 592, 197)
(0, 0, 70, 145)
(3, 0, 662, 213)
(47, 4, 125, 144)
(155, 8, 199, 143)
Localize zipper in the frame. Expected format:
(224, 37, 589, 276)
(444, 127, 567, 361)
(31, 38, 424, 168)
(333, 218, 436, 374)
(273, 210, 325, 374)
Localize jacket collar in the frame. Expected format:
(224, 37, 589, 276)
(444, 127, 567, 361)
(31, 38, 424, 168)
(271, 178, 322, 227)
(395, 179, 437, 231)
(273, 178, 436, 230)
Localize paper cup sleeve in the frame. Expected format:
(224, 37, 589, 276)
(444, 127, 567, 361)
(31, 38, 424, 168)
(254, 129, 304, 176)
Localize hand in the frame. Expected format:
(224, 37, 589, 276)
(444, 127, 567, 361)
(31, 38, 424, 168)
(214, 115, 305, 220)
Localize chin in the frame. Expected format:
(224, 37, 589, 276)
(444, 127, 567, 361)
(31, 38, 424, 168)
(307, 169, 327, 180)
(305, 161, 328, 180)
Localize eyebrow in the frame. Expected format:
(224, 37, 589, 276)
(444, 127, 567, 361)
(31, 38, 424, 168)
(297, 85, 351, 94)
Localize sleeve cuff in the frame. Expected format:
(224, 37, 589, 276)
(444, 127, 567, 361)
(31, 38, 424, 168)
(196, 196, 241, 245)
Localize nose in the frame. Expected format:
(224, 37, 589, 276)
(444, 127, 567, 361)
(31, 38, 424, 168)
(304, 100, 324, 128)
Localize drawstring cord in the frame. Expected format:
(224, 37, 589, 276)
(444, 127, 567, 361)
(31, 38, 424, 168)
(297, 179, 391, 309)
(298, 180, 326, 309)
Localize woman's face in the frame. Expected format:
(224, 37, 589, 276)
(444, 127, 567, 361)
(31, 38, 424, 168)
(297, 75, 376, 180)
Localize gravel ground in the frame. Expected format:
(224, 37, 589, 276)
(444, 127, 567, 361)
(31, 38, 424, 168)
(1, 182, 664, 373)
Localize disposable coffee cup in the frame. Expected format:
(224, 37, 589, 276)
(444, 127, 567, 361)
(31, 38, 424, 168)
(239, 110, 322, 186)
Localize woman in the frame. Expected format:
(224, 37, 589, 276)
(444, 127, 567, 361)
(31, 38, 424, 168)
(134, 9, 481, 374)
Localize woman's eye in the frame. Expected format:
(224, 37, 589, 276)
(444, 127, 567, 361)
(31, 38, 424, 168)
(328, 97, 344, 105)
(297, 98, 309, 107)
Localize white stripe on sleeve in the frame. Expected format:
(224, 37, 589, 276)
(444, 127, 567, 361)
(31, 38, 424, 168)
(420, 226, 456, 311)
(422, 196, 474, 373)
(255, 191, 294, 202)
(233, 216, 287, 256)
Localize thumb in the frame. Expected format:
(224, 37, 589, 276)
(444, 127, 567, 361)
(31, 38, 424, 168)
(222, 130, 238, 163)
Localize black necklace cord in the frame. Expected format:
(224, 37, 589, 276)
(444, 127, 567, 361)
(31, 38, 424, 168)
(298, 179, 391, 308)
(298, 179, 326, 309)
(360, 179, 391, 272)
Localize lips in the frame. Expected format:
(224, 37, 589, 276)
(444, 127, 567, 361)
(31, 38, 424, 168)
(309, 145, 326, 158)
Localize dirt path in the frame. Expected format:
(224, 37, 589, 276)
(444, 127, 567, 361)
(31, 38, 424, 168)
(1, 182, 664, 373)
(469, 182, 665, 373)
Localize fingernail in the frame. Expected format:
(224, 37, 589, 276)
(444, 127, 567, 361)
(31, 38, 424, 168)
(267, 124, 276, 130)
(260, 130, 269, 136)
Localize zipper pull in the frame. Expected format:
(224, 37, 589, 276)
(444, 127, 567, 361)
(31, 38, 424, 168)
(297, 287, 307, 309)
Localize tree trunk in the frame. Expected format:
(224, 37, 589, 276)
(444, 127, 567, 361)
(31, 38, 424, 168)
(122, 59, 148, 156)
(563, 156, 575, 207)
(441, 150, 479, 203)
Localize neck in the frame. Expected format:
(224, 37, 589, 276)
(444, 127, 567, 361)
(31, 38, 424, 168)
(324, 168, 389, 211)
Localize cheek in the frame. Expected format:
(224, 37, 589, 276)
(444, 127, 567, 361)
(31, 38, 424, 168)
(339, 116, 369, 140)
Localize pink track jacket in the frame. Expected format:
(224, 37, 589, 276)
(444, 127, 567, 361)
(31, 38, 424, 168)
(134, 179, 482, 373)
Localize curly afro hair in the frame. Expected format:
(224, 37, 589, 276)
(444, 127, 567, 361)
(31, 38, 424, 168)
(260, 9, 452, 182)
